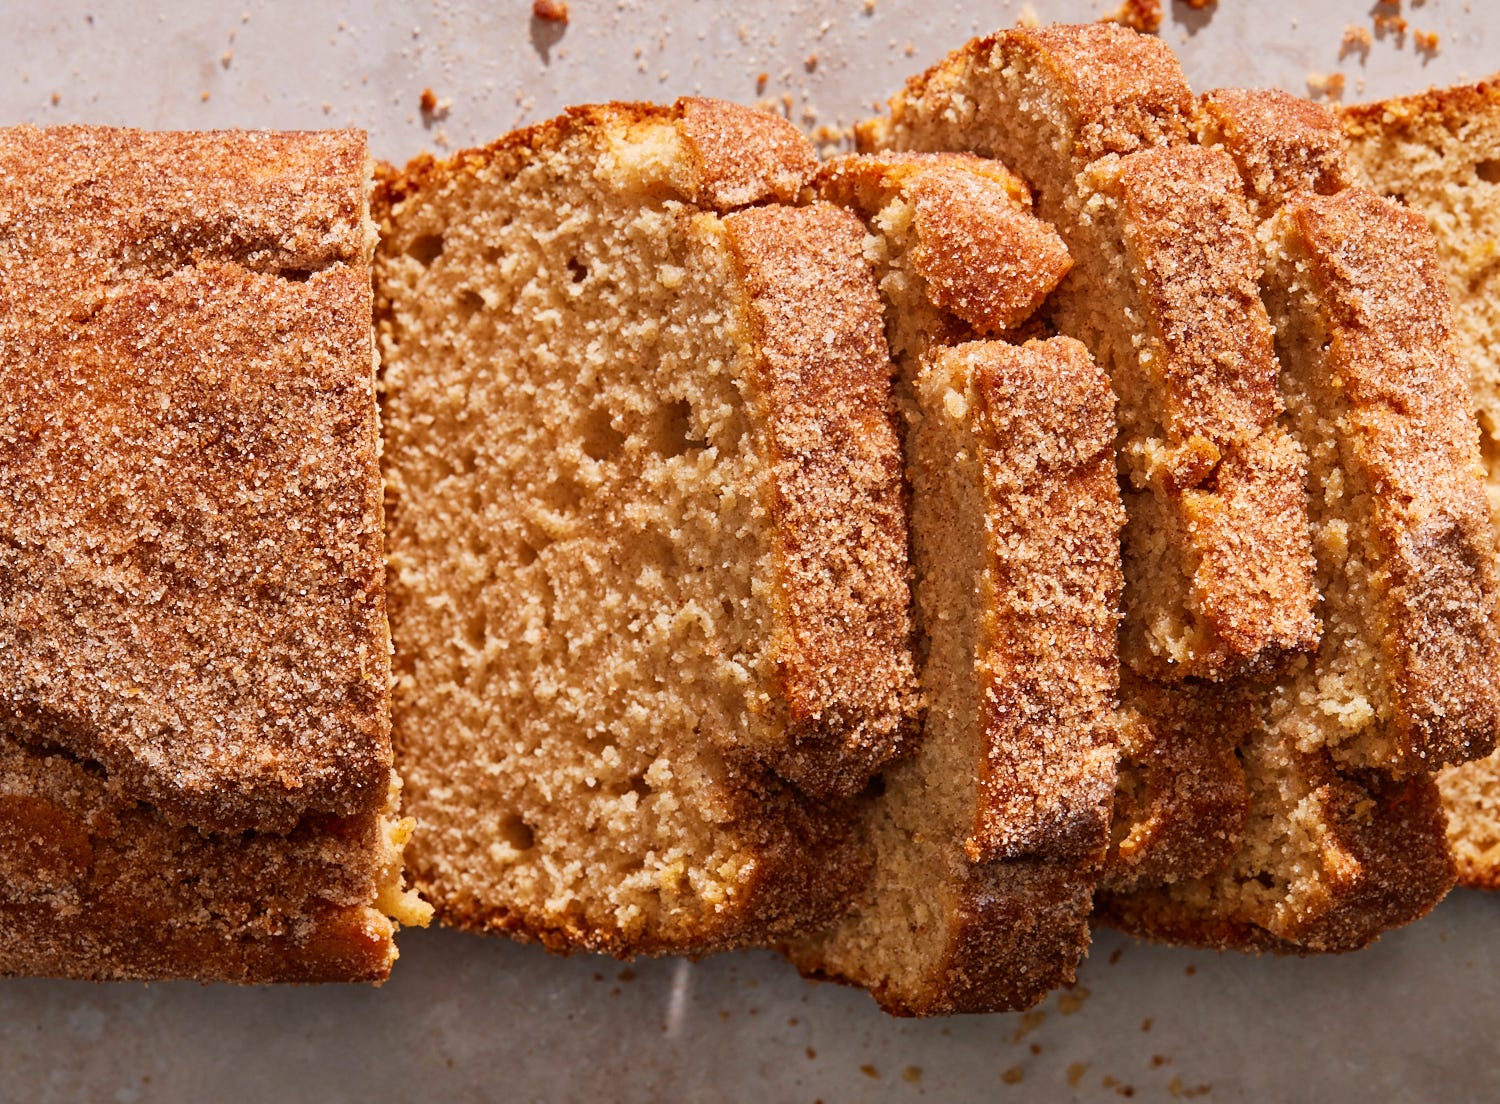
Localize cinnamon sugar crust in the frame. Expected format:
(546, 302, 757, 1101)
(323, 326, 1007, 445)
(721, 202, 919, 799)
(0, 126, 389, 834)
(0, 126, 423, 981)
(1282, 190, 1500, 773)
(1197, 89, 1352, 217)
(816, 152, 1070, 337)
(1340, 80, 1500, 887)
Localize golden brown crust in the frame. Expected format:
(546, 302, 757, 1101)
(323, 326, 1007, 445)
(816, 152, 1071, 336)
(1095, 146, 1320, 680)
(1339, 75, 1500, 140)
(1290, 189, 1500, 771)
(861, 23, 1194, 166)
(674, 97, 819, 209)
(1098, 770, 1455, 953)
(722, 202, 920, 800)
(968, 338, 1122, 864)
(0, 126, 404, 980)
(0, 126, 389, 835)
(788, 338, 1123, 1015)
(1197, 88, 1352, 216)
(378, 98, 815, 218)
(0, 734, 396, 982)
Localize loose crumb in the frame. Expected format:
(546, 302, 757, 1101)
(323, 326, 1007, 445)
(1011, 1009, 1046, 1043)
(1068, 1063, 1088, 1088)
(1001, 1067, 1024, 1085)
(532, 0, 569, 23)
(1103, 0, 1163, 33)
(199, 90, 211, 102)
(49, 92, 60, 106)
(220, 48, 234, 68)
(419, 87, 451, 120)
(860, 1064, 880, 1080)
(1141, 1017, 1154, 1033)
(902, 1067, 922, 1084)
(1307, 72, 1347, 101)
(1415, 29, 1440, 55)
(1057, 986, 1091, 1015)
(1340, 24, 1373, 57)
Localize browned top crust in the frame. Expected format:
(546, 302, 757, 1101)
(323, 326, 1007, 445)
(722, 202, 920, 799)
(862, 22, 1194, 166)
(0, 127, 389, 834)
(968, 337, 1122, 864)
(674, 97, 818, 209)
(816, 152, 1071, 335)
(379, 98, 816, 216)
(1198, 89, 1351, 216)
(0, 741, 398, 982)
(1288, 189, 1500, 771)
(1339, 74, 1500, 140)
(1110, 145, 1282, 468)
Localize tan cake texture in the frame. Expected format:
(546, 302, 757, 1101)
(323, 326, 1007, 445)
(0, 126, 428, 982)
(794, 337, 1122, 1014)
(376, 98, 918, 956)
(796, 152, 1121, 1013)
(1342, 78, 1500, 887)
(1097, 89, 1498, 951)
(858, 21, 1317, 903)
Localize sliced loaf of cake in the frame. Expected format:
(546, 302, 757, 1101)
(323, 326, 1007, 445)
(861, 22, 1318, 686)
(1098, 90, 1497, 950)
(1342, 79, 1500, 887)
(859, 22, 1315, 899)
(376, 99, 918, 955)
(0, 126, 427, 981)
(792, 152, 1120, 1013)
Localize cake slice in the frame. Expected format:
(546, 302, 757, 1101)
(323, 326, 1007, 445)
(0, 126, 427, 981)
(1342, 79, 1500, 886)
(794, 337, 1122, 1014)
(794, 152, 1119, 1013)
(860, 22, 1317, 898)
(376, 99, 918, 956)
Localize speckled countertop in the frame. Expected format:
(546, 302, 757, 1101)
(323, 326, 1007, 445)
(2, 2, 1497, 1101)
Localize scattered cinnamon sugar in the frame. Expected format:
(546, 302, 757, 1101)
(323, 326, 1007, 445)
(532, 0, 569, 23)
(1104, 0, 1163, 34)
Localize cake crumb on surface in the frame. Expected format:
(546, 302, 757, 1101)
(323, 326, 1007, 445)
(1103, 0, 1163, 33)
(1307, 71, 1347, 99)
(532, 0, 569, 23)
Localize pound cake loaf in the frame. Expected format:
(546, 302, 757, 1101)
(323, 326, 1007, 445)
(377, 99, 918, 955)
(859, 22, 1317, 902)
(1342, 80, 1500, 887)
(794, 153, 1120, 1013)
(0, 126, 427, 981)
